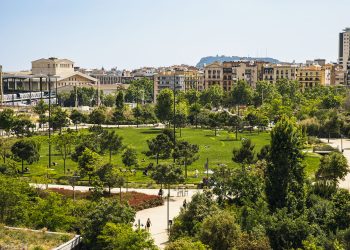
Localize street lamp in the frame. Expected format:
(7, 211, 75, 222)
(167, 70, 177, 232)
(69, 173, 81, 202)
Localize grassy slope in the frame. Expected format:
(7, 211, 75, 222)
(19, 127, 320, 183)
(0, 226, 71, 250)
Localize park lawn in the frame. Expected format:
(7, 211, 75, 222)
(19, 127, 320, 183)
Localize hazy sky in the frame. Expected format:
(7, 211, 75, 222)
(0, 0, 349, 71)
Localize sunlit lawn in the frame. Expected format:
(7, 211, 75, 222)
(19, 127, 320, 183)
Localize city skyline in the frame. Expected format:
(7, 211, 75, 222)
(0, 0, 349, 71)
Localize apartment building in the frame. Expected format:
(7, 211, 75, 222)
(204, 62, 223, 89)
(262, 64, 298, 83)
(339, 28, 350, 84)
(298, 65, 324, 88)
(153, 68, 203, 100)
(205, 61, 265, 91)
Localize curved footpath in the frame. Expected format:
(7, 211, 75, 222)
(33, 184, 199, 249)
(321, 138, 350, 190)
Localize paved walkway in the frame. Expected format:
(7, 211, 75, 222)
(321, 138, 350, 190)
(33, 184, 199, 249)
(135, 190, 198, 249)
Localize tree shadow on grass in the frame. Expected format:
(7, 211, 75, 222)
(140, 129, 162, 135)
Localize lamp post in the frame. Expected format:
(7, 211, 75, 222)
(167, 70, 177, 232)
(48, 75, 52, 171)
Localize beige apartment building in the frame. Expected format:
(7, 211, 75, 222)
(153, 68, 203, 100)
(298, 65, 325, 88)
(262, 64, 299, 83)
(205, 61, 265, 91)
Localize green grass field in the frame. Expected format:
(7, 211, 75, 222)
(18, 127, 320, 183)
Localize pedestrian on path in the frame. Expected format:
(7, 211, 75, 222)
(183, 199, 187, 209)
(146, 218, 152, 232)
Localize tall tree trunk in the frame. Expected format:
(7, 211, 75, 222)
(119, 186, 122, 202)
(156, 153, 159, 164)
(185, 161, 187, 179)
(22, 159, 24, 174)
(235, 125, 238, 141)
(63, 157, 66, 174)
(195, 114, 198, 128)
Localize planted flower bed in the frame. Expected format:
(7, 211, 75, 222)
(46, 188, 164, 211)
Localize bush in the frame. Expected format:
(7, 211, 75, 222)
(165, 237, 206, 250)
(313, 144, 339, 152)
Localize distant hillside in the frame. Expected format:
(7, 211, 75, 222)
(196, 55, 281, 68)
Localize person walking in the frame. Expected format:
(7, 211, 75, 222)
(158, 188, 163, 197)
(183, 199, 187, 209)
(146, 218, 152, 232)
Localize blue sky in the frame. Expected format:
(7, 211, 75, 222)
(0, 0, 349, 71)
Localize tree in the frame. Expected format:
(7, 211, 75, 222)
(266, 209, 311, 250)
(146, 133, 173, 164)
(102, 93, 115, 107)
(165, 237, 206, 250)
(54, 132, 76, 174)
(140, 104, 157, 124)
(200, 85, 223, 109)
(122, 147, 138, 191)
(232, 138, 255, 165)
(0, 109, 15, 134)
(173, 141, 199, 178)
(316, 152, 349, 187)
(115, 91, 125, 109)
(229, 115, 241, 140)
(51, 107, 69, 133)
(97, 222, 157, 250)
(125, 78, 154, 103)
(89, 107, 106, 125)
(169, 192, 218, 240)
(245, 111, 259, 133)
(208, 112, 221, 136)
(230, 80, 253, 114)
(175, 100, 188, 137)
(100, 130, 123, 162)
(184, 89, 200, 105)
(33, 100, 48, 129)
(199, 210, 241, 250)
(133, 106, 142, 127)
(70, 109, 86, 131)
(189, 103, 201, 128)
(265, 116, 305, 213)
(96, 163, 125, 198)
(30, 191, 74, 231)
(112, 108, 125, 128)
(323, 112, 343, 142)
(11, 117, 35, 137)
(155, 88, 174, 125)
(78, 148, 100, 184)
(81, 199, 135, 249)
(122, 147, 138, 168)
(151, 164, 185, 189)
(211, 166, 264, 205)
(0, 175, 33, 225)
(0, 138, 12, 163)
(11, 139, 40, 173)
